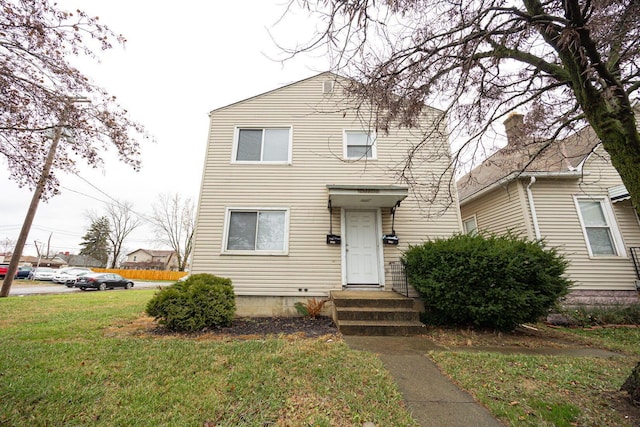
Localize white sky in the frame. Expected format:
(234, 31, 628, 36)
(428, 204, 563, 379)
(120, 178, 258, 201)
(0, 0, 327, 257)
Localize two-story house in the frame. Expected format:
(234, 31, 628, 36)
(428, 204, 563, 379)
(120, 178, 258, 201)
(121, 249, 178, 271)
(190, 72, 462, 316)
(458, 113, 640, 306)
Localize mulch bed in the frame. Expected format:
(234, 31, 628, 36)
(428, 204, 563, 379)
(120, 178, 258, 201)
(143, 316, 338, 339)
(213, 316, 338, 337)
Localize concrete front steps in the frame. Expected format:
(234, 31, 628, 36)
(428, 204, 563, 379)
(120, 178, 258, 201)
(331, 290, 425, 336)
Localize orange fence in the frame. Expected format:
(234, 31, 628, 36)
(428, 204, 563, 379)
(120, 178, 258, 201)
(92, 268, 187, 281)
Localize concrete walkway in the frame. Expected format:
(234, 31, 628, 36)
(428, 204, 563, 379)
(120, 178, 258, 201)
(344, 335, 503, 426)
(344, 335, 622, 427)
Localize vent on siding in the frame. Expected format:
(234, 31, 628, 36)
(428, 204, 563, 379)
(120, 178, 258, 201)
(323, 80, 334, 94)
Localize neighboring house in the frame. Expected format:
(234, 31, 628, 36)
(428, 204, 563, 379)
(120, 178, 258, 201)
(57, 253, 104, 268)
(121, 249, 178, 271)
(190, 72, 462, 316)
(1, 254, 68, 268)
(458, 113, 640, 305)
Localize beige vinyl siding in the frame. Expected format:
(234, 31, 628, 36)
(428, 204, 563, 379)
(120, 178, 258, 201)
(522, 145, 639, 291)
(459, 181, 532, 238)
(191, 74, 461, 296)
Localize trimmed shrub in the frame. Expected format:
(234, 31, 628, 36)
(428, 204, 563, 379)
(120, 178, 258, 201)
(146, 273, 235, 332)
(403, 233, 572, 331)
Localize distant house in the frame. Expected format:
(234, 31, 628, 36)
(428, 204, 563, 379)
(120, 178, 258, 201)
(121, 249, 178, 271)
(2, 254, 68, 269)
(457, 113, 640, 305)
(57, 253, 104, 268)
(190, 72, 462, 316)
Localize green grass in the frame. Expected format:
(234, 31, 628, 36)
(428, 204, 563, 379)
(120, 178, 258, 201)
(429, 325, 640, 426)
(0, 291, 417, 426)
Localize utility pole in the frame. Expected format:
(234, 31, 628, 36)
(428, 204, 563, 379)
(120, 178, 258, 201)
(1, 98, 89, 297)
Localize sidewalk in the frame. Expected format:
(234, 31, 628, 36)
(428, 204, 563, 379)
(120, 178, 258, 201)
(344, 335, 504, 426)
(344, 335, 622, 427)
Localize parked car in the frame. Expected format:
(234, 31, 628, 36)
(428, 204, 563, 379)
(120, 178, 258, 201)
(53, 267, 92, 285)
(64, 271, 91, 287)
(29, 267, 55, 281)
(0, 264, 32, 279)
(74, 273, 134, 291)
(0, 263, 8, 278)
(15, 266, 32, 279)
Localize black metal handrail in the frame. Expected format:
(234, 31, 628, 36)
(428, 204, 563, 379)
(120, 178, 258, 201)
(389, 260, 409, 297)
(631, 247, 640, 281)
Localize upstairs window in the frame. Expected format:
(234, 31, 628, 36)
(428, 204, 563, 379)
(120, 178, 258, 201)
(344, 130, 376, 160)
(224, 208, 289, 254)
(574, 196, 626, 257)
(234, 127, 291, 163)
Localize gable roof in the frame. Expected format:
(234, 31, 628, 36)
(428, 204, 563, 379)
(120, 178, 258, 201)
(457, 121, 600, 203)
(59, 254, 104, 268)
(209, 71, 446, 117)
(126, 249, 176, 258)
(209, 72, 336, 115)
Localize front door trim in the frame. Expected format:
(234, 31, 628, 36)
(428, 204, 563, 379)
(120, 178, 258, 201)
(340, 208, 385, 288)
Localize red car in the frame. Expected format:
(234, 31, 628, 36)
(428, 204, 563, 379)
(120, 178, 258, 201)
(0, 264, 31, 279)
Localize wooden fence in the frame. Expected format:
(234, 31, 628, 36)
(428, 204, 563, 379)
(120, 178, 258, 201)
(92, 268, 187, 281)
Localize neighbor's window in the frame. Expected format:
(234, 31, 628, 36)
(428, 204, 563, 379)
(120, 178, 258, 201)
(225, 209, 288, 253)
(344, 130, 376, 159)
(234, 127, 291, 163)
(575, 196, 626, 257)
(462, 216, 478, 235)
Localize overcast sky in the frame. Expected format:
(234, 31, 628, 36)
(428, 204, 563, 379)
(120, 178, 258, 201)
(0, 1, 327, 257)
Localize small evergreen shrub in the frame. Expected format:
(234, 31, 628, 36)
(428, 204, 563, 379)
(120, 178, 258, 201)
(403, 233, 572, 331)
(146, 273, 235, 332)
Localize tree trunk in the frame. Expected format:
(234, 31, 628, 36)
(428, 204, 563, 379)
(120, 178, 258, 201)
(621, 361, 640, 405)
(582, 102, 640, 216)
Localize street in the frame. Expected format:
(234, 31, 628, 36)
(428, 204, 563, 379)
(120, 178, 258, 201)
(8, 281, 169, 296)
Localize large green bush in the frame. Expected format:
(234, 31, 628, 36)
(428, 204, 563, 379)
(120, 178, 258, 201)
(403, 233, 572, 331)
(146, 273, 236, 332)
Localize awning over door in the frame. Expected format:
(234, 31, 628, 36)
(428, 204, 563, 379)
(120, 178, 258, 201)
(327, 184, 408, 208)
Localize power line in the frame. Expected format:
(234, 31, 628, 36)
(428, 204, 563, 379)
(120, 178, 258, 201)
(72, 173, 157, 224)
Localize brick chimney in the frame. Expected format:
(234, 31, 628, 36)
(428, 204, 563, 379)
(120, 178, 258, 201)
(503, 112, 524, 146)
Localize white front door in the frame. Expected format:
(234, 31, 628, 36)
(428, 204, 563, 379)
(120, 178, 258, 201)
(345, 210, 380, 285)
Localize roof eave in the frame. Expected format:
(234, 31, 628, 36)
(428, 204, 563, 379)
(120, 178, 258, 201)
(459, 171, 588, 206)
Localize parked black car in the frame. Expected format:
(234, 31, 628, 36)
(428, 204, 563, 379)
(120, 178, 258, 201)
(74, 273, 134, 291)
(15, 266, 32, 279)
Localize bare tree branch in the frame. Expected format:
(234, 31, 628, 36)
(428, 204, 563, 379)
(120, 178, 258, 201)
(282, 0, 640, 213)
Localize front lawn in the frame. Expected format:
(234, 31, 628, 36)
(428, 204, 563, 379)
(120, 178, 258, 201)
(0, 291, 416, 426)
(427, 325, 640, 426)
(2, 290, 639, 426)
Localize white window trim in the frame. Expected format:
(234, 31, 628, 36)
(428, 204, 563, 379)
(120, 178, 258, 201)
(231, 126, 293, 164)
(573, 195, 627, 258)
(343, 129, 377, 160)
(462, 215, 478, 235)
(221, 207, 290, 255)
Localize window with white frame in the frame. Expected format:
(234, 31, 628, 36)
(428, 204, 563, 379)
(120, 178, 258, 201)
(224, 209, 288, 253)
(462, 216, 478, 235)
(344, 130, 376, 159)
(574, 196, 626, 257)
(234, 127, 291, 163)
